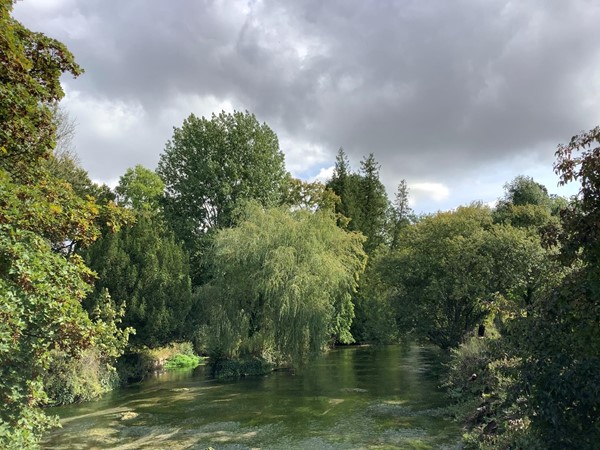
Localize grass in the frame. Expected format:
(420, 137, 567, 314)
(164, 353, 204, 369)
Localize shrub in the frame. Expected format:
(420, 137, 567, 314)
(164, 354, 202, 369)
(445, 334, 540, 449)
(44, 349, 120, 406)
(116, 342, 201, 382)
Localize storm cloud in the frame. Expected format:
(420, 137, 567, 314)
(14, 0, 600, 211)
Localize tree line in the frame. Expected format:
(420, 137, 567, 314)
(1, 1, 599, 448)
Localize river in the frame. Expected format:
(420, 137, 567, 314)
(43, 344, 461, 449)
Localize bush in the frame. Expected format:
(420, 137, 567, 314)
(116, 342, 201, 382)
(44, 349, 120, 406)
(43, 291, 130, 406)
(445, 334, 539, 449)
(164, 354, 202, 369)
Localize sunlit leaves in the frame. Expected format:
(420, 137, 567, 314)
(0, 226, 94, 446)
(201, 204, 366, 366)
(0, 0, 82, 182)
(0, 2, 127, 446)
(381, 205, 555, 349)
(115, 165, 164, 212)
(158, 110, 287, 236)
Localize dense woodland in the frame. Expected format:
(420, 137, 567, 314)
(1, 2, 599, 448)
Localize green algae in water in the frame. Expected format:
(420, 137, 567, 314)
(42, 344, 461, 449)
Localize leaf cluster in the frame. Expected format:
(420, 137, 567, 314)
(200, 204, 366, 366)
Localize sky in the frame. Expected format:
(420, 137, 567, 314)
(13, 0, 600, 212)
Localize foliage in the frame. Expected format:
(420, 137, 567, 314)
(159, 342, 204, 369)
(445, 132, 600, 449)
(327, 150, 390, 254)
(493, 175, 563, 229)
(380, 205, 553, 348)
(513, 275, 600, 448)
(39, 145, 131, 257)
(554, 126, 600, 266)
(326, 150, 392, 342)
(390, 179, 415, 250)
(116, 342, 199, 382)
(115, 164, 164, 212)
(0, 4, 129, 445)
(43, 348, 120, 406)
(350, 247, 399, 344)
(157, 110, 287, 284)
(445, 334, 540, 449)
(0, 0, 82, 182)
(326, 148, 356, 226)
(357, 154, 390, 253)
(0, 226, 92, 446)
(281, 177, 339, 212)
(43, 146, 111, 202)
(164, 353, 203, 369)
(502, 175, 551, 208)
(200, 203, 366, 367)
(42, 106, 112, 202)
(82, 213, 192, 348)
(511, 126, 600, 448)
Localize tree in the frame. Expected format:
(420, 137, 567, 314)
(380, 205, 549, 349)
(0, 1, 81, 182)
(280, 177, 339, 212)
(82, 167, 192, 348)
(82, 215, 192, 348)
(0, 2, 128, 446)
(326, 151, 390, 253)
(358, 153, 390, 253)
(514, 126, 600, 447)
(157, 111, 288, 285)
(503, 175, 550, 207)
(115, 164, 164, 211)
(349, 246, 399, 344)
(493, 175, 564, 229)
(50, 104, 76, 155)
(326, 151, 392, 341)
(390, 179, 414, 249)
(157, 111, 286, 235)
(327, 148, 358, 225)
(199, 204, 366, 366)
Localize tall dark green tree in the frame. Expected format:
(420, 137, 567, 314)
(390, 179, 414, 249)
(327, 151, 389, 253)
(327, 148, 358, 226)
(327, 151, 392, 342)
(82, 167, 192, 348)
(82, 216, 192, 348)
(358, 153, 390, 253)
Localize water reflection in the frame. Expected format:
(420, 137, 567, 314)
(43, 344, 460, 449)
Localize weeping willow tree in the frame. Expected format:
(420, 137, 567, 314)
(201, 203, 366, 367)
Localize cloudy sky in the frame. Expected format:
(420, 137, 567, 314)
(14, 0, 600, 212)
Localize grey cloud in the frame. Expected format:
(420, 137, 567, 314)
(13, 0, 600, 210)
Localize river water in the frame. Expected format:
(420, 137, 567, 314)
(43, 345, 460, 449)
